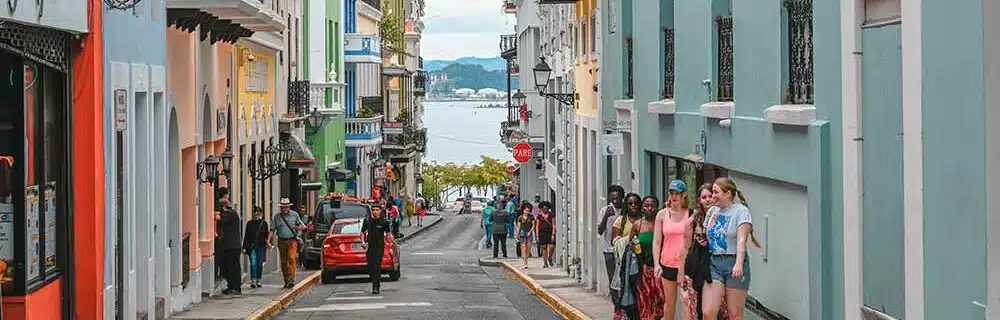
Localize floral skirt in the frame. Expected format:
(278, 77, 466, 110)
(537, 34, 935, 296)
(636, 264, 665, 320)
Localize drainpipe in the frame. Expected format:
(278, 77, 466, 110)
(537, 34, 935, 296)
(840, 0, 864, 318)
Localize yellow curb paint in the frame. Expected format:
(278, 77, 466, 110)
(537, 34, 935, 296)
(499, 261, 592, 320)
(246, 271, 322, 320)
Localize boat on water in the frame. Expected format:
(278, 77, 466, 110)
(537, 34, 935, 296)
(475, 103, 506, 109)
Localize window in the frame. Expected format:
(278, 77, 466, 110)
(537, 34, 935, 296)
(625, 37, 634, 99)
(784, 0, 814, 104)
(590, 15, 597, 55)
(662, 28, 675, 99)
(0, 56, 68, 296)
(864, 0, 900, 25)
(608, 0, 617, 34)
(715, 15, 734, 101)
(581, 20, 587, 58)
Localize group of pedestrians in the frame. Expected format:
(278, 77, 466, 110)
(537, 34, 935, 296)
(213, 195, 308, 295)
(481, 193, 558, 269)
(599, 177, 758, 320)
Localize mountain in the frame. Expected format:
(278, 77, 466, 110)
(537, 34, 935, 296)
(424, 56, 507, 72)
(427, 63, 519, 92)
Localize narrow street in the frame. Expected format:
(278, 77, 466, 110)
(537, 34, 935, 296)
(271, 212, 560, 320)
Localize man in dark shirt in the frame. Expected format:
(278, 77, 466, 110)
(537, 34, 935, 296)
(361, 206, 390, 294)
(490, 206, 509, 258)
(217, 197, 243, 294)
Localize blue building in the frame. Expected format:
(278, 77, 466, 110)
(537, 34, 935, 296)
(603, 0, 840, 318)
(344, 0, 385, 197)
(102, 2, 170, 319)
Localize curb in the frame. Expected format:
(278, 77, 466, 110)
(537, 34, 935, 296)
(244, 215, 443, 319)
(397, 215, 443, 244)
(498, 261, 591, 320)
(245, 270, 321, 320)
(476, 257, 504, 267)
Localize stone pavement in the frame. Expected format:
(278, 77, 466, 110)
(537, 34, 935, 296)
(479, 257, 613, 320)
(169, 213, 444, 320)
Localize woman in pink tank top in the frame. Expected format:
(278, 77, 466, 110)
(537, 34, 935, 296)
(653, 180, 692, 320)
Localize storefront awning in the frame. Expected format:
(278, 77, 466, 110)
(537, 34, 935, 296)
(328, 168, 355, 182)
(285, 134, 315, 169)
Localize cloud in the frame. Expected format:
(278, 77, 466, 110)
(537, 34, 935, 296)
(421, 0, 514, 59)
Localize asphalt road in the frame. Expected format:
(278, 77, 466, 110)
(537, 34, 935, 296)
(271, 212, 560, 320)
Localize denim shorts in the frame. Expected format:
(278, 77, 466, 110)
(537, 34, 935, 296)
(709, 254, 751, 290)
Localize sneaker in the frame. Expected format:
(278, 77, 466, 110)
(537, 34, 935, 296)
(226, 289, 242, 295)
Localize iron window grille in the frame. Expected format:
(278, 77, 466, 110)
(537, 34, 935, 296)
(662, 28, 675, 99)
(784, 0, 814, 104)
(715, 16, 735, 101)
(288, 80, 310, 116)
(625, 37, 634, 99)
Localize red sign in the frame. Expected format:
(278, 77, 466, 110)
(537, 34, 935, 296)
(512, 142, 533, 163)
(519, 104, 528, 122)
(506, 165, 517, 175)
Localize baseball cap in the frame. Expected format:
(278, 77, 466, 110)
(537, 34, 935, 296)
(668, 180, 688, 193)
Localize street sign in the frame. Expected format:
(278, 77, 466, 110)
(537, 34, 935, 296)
(114, 89, 127, 131)
(512, 142, 533, 163)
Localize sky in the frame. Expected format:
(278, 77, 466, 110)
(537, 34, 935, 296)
(422, 0, 516, 60)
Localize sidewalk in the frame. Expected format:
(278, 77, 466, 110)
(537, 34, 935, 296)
(479, 257, 613, 320)
(169, 214, 444, 320)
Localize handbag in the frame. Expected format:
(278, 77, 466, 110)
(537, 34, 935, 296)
(277, 213, 304, 244)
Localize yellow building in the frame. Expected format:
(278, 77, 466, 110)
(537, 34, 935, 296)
(233, 43, 279, 220)
(574, 0, 602, 269)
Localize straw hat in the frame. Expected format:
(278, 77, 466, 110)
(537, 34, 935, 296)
(279, 198, 293, 207)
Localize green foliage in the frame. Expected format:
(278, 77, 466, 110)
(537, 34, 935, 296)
(421, 156, 511, 204)
(427, 63, 520, 92)
(379, 1, 404, 56)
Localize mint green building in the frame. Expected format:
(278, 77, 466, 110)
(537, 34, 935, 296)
(305, 0, 348, 194)
(602, 0, 841, 318)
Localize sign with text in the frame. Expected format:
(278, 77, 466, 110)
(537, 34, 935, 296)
(0, 0, 88, 33)
(512, 142, 533, 163)
(114, 89, 127, 131)
(602, 119, 631, 132)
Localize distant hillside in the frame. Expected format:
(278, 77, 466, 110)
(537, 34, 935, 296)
(427, 63, 520, 93)
(424, 56, 507, 72)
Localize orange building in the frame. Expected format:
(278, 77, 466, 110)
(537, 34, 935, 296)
(0, 0, 106, 318)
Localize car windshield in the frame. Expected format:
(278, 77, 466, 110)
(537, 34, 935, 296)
(314, 202, 369, 226)
(332, 220, 364, 234)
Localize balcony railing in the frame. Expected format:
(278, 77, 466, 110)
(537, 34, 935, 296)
(502, 0, 516, 13)
(625, 37, 634, 99)
(500, 34, 517, 59)
(288, 80, 310, 116)
(784, 0, 814, 104)
(414, 72, 425, 96)
(716, 16, 734, 101)
(345, 116, 383, 141)
(419, 57, 423, 70)
(662, 28, 675, 99)
(310, 82, 344, 111)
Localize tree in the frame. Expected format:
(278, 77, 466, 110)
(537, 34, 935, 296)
(421, 156, 511, 206)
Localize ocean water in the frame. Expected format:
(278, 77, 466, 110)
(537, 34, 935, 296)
(423, 101, 510, 165)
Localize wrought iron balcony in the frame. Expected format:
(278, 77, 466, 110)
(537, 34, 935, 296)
(500, 34, 517, 59)
(784, 0, 814, 104)
(662, 28, 675, 99)
(715, 16, 734, 101)
(288, 80, 310, 117)
(345, 116, 383, 147)
(310, 82, 344, 112)
(414, 72, 426, 97)
(625, 37, 634, 99)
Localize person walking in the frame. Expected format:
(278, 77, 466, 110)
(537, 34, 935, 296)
(243, 206, 270, 289)
(597, 185, 624, 305)
(217, 197, 243, 295)
(536, 201, 556, 268)
(416, 193, 427, 226)
(405, 196, 415, 227)
(654, 180, 692, 319)
(505, 197, 517, 239)
(272, 198, 307, 288)
(490, 204, 509, 258)
(361, 206, 391, 294)
(702, 178, 760, 319)
(386, 198, 401, 238)
(482, 200, 495, 248)
(515, 203, 535, 269)
(682, 183, 729, 319)
(612, 192, 643, 320)
(635, 195, 665, 320)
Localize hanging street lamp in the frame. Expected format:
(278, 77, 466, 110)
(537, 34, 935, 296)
(532, 57, 578, 106)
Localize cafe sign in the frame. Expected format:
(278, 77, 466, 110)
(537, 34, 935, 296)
(1, 0, 89, 33)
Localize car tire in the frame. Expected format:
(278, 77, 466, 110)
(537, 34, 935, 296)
(321, 269, 337, 284)
(304, 256, 321, 270)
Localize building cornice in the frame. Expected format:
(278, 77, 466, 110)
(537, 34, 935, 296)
(357, 0, 383, 21)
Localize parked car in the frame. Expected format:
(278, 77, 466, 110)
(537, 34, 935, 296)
(321, 218, 401, 284)
(470, 200, 485, 213)
(444, 201, 462, 212)
(302, 199, 371, 270)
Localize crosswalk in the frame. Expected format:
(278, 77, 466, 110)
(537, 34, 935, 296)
(290, 290, 434, 313)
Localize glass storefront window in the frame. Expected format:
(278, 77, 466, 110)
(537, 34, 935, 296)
(0, 55, 67, 296)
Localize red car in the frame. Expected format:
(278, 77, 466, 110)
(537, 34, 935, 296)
(321, 218, 401, 284)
